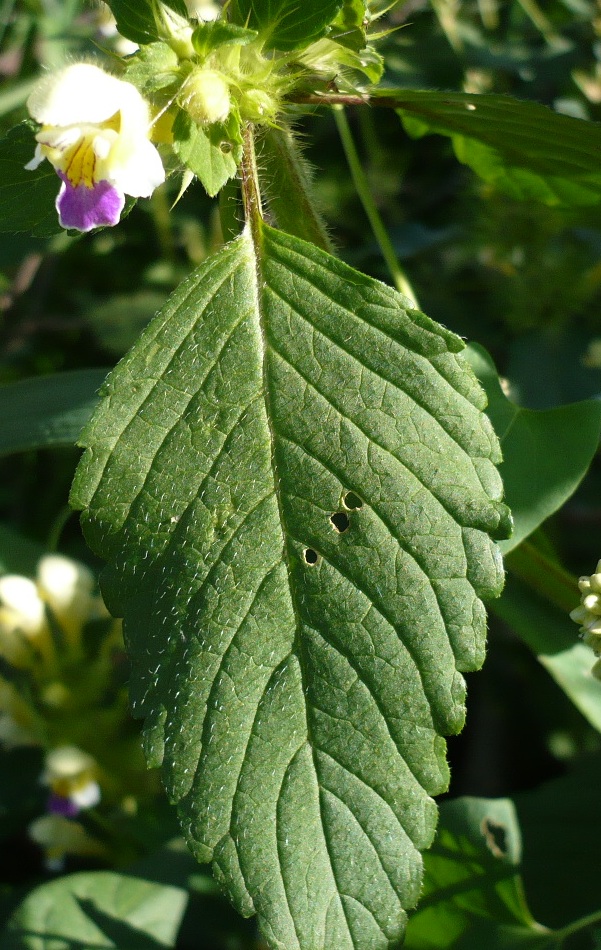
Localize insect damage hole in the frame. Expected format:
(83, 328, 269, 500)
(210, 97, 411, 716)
(342, 491, 363, 511)
(303, 548, 319, 565)
(330, 511, 350, 533)
(481, 817, 508, 859)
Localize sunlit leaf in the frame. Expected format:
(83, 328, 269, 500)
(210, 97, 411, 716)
(72, 226, 509, 950)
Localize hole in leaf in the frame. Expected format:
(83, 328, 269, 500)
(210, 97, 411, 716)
(343, 491, 363, 510)
(303, 548, 319, 565)
(330, 512, 350, 533)
(481, 817, 508, 859)
(220, 141, 233, 154)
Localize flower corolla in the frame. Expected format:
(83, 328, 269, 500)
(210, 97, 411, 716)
(42, 745, 102, 816)
(26, 63, 165, 232)
(0, 574, 49, 667)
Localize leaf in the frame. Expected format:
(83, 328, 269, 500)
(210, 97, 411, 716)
(514, 755, 601, 930)
(380, 88, 601, 207)
(172, 111, 241, 197)
(405, 797, 556, 950)
(0, 369, 107, 458)
(256, 126, 333, 252)
(465, 344, 601, 554)
(230, 0, 344, 50)
(2, 870, 188, 949)
(492, 573, 601, 734)
(71, 226, 509, 950)
(0, 524, 44, 576)
(105, 0, 189, 46)
(0, 124, 61, 237)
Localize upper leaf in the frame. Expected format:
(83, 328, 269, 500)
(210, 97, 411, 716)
(71, 226, 509, 950)
(379, 89, 601, 207)
(230, 0, 344, 50)
(105, 0, 189, 45)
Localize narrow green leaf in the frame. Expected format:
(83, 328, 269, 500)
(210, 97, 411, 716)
(257, 125, 333, 252)
(0, 369, 107, 458)
(230, 0, 344, 50)
(379, 88, 601, 207)
(105, 0, 189, 45)
(0, 124, 61, 237)
(465, 344, 601, 554)
(172, 112, 241, 197)
(2, 870, 188, 949)
(72, 227, 509, 950)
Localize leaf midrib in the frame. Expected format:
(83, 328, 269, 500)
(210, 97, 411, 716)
(249, 220, 362, 946)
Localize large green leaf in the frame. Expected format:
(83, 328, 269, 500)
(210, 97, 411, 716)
(0, 369, 108, 458)
(380, 89, 601, 207)
(230, 0, 343, 50)
(2, 869, 188, 949)
(465, 344, 601, 554)
(71, 226, 509, 950)
(0, 124, 61, 237)
(405, 797, 555, 950)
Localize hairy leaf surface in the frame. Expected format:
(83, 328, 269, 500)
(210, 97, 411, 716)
(72, 225, 509, 950)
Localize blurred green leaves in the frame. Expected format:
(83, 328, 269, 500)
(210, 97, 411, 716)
(0, 124, 61, 238)
(405, 757, 601, 949)
(104, 0, 189, 46)
(465, 344, 601, 554)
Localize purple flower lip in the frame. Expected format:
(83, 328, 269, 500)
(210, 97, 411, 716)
(56, 173, 124, 233)
(47, 793, 80, 818)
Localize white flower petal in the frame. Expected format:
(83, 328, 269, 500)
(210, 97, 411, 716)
(0, 576, 45, 633)
(107, 136, 166, 198)
(25, 143, 45, 171)
(27, 64, 149, 129)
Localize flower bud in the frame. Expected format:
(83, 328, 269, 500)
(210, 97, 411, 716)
(240, 88, 278, 123)
(183, 69, 231, 125)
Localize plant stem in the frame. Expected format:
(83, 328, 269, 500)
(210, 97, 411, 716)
(333, 105, 419, 305)
(554, 907, 601, 944)
(505, 541, 579, 615)
(240, 124, 263, 242)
